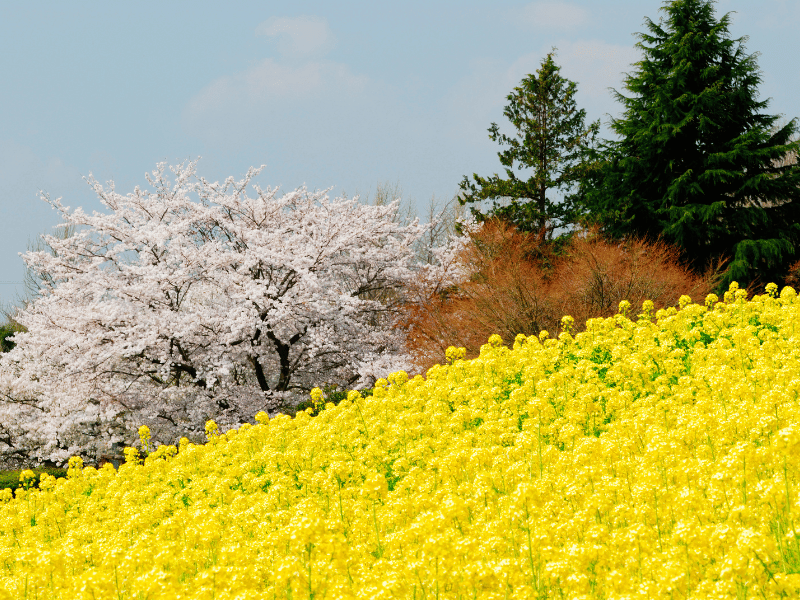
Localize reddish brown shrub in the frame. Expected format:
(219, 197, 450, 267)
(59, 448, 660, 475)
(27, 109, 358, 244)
(785, 259, 800, 290)
(547, 228, 723, 331)
(400, 222, 724, 374)
(399, 220, 556, 373)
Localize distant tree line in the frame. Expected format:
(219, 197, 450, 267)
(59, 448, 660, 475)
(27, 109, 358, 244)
(460, 0, 800, 293)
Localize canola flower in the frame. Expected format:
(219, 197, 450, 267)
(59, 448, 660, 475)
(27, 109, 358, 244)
(2, 283, 800, 598)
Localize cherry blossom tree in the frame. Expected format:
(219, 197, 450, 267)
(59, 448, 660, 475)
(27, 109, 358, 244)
(0, 162, 428, 466)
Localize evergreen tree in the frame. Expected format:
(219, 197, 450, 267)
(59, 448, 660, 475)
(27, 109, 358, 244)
(459, 51, 599, 242)
(582, 0, 800, 289)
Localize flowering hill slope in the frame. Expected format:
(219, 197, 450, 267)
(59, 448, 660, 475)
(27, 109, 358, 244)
(2, 283, 800, 599)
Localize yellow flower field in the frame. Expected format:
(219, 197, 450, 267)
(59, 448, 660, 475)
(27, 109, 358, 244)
(3, 283, 800, 599)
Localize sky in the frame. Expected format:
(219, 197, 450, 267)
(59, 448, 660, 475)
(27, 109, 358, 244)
(1, 0, 798, 308)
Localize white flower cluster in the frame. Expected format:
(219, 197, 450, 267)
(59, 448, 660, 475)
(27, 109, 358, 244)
(0, 162, 472, 466)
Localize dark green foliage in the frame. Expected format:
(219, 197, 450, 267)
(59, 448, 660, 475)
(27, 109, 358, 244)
(0, 319, 25, 352)
(0, 316, 24, 353)
(294, 384, 374, 416)
(0, 322, 20, 353)
(459, 51, 599, 242)
(320, 383, 350, 406)
(0, 468, 67, 492)
(581, 0, 800, 290)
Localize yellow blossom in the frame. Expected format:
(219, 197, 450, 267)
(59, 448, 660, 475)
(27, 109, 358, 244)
(0, 283, 798, 598)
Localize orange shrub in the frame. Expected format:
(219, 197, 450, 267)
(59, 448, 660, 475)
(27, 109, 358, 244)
(785, 259, 800, 289)
(402, 221, 723, 372)
(400, 220, 556, 373)
(547, 228, 722, 329)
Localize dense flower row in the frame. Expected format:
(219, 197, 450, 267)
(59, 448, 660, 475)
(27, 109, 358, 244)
(2, 283, 800, 598)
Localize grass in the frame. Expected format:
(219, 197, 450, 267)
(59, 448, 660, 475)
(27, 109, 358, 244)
(0, 467, 67, 492)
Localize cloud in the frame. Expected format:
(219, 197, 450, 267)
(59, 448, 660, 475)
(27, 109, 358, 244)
(0, 140, 84, 214)
(183, 15, 373, 146)
(444, 58, 521, 144)
(183, 56, 370, 145)
(188, 58, 354, 109)
(444, 40, 639, 144)
(256, 16, 335, 59)
(550, 40, 640, 107)
(515, 2, 590, 32)
(0, 139, 87, 300)
(751, 1, 800, 30)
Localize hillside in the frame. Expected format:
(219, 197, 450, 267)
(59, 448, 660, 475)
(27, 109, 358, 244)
(1, 283, 799, 598)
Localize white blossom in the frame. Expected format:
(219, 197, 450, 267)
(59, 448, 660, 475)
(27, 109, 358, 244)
(0, 162, 432, 465)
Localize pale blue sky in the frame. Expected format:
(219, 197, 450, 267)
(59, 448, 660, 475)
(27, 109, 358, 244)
(1, 0, 798, 306)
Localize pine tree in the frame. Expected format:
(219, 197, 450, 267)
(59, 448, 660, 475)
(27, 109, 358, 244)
(582, 0, 800, 290)
(459, 51, 599, 243)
